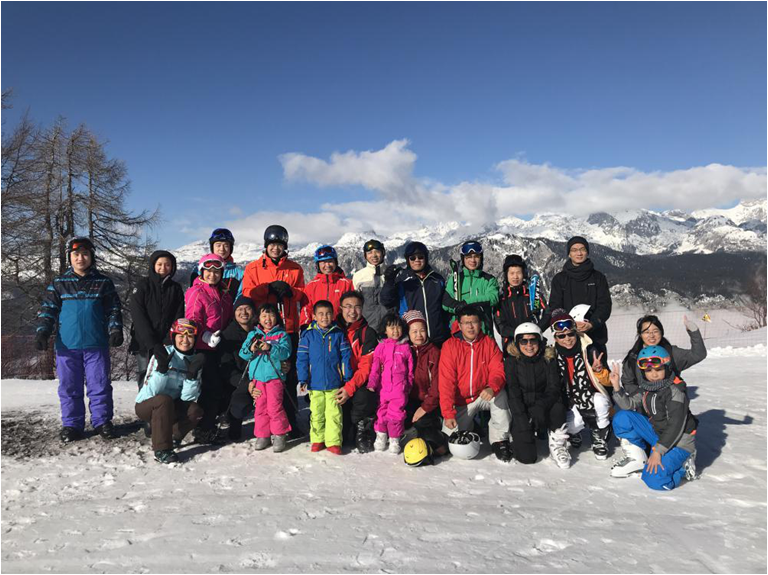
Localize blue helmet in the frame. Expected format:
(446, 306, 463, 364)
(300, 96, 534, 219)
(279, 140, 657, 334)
(209, 228, 235, 251)
(637, 345, 671, 371)
(314, 245, 338, 263)
(460, 240, 483, 256)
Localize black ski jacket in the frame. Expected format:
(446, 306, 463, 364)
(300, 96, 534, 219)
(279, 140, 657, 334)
(128, 251, 185, 354)
(217, 319, 251, 388)
(495, 285, 549, 347)
(545, 260, 612, 346)
(504, 343, 563, 421)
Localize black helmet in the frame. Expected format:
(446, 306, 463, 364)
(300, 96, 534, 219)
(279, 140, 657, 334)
(66, 237, 95, 261)
(363, 239, 385, 255)
(209, 228, 235, 251)
(264, 225, 289, 247)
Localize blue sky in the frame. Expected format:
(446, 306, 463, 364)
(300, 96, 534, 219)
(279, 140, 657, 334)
(2, 2, 766, 249)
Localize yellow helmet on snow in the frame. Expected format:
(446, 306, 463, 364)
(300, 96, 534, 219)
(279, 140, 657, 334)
(403, 437, 433, 467)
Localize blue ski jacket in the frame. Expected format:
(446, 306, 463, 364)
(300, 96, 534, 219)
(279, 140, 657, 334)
(136, 344, 202, 404)
(296, 321, 353, 391)
(239, 324, 292, 383)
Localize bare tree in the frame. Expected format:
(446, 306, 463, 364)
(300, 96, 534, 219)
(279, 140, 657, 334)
(737, 263, 767, 331)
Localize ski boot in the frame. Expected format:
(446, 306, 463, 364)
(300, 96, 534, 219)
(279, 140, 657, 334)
(60, 427, 84, 443)
(492, 440, 513, 463)
(568, 431, 583, 450)
(272, 434, 288, 453)
(683, 450, 698, 482)
(548, 425, 571, 469)
(374, 431, 388, 452)
(388, 436, 401, 454)
(355, 418, 375, 453)
(95, 421, 116, 440)
(590, 425, 611, 460)
(253, 436, 272, 451)
(610, 438, 647, 478)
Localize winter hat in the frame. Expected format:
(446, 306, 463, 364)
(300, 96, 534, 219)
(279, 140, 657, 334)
(549, 309, 575, 332)
(402, 310, 427, 327)
(566, 236, 590, 255)
(404, 241, 429, 266)
(503, 254, 527, 277)
(233, 295, 256, 312)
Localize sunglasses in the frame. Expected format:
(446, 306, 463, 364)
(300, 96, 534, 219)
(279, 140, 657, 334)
(518, 337, 539, 346)
(201, 260, 224, 271)
(554, 331, 576, 340)
(637, 356, 669, 370)
(552, 319, 575, 332)
(408, 254, 426, 261)
(460, 242, 483, 256)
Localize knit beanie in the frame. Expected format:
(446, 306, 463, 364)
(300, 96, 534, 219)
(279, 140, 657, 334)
(566, 236, 589, 255)
(549, 308, 574, 331)
(233, 295, 256, 312)
(402, 310, 427, 327)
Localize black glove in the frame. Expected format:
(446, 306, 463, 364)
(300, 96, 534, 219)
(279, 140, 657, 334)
(268, 280, 293, 300)
(528, 404, 547, 432)
(383, 265, 400, 283)
(109, 331, 124, 348)
(153, 344, 172, 374)
(453, 302, 468, 316)
(185, 353, 206, 379)
(35, 332, 49, 351)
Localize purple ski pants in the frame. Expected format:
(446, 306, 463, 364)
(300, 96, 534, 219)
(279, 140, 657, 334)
(56, 347, 113, 430)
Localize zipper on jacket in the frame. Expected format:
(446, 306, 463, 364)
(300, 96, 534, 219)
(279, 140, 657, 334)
(420, 275, 431, 337)
(469, 341, 474, 399)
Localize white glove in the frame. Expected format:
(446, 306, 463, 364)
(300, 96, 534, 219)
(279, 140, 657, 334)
(202, 330, 221, 348)
(683, 315, 698, 332)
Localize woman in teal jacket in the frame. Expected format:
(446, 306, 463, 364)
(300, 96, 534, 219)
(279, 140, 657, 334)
(136, 318, 206, 464)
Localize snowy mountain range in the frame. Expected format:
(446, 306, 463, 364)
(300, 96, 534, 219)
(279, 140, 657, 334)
(172, 199, 766, 307)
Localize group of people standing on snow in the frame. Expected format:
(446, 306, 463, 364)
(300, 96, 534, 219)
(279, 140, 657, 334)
(35, 225, 707, 491)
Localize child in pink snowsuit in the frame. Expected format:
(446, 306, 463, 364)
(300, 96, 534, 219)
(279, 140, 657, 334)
(368, 312, 414, 454)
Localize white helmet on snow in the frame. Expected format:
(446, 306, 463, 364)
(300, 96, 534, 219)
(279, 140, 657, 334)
(569, 304, 591, 323)
(448, 431, 481, 460)
(514, 322, 542, 339)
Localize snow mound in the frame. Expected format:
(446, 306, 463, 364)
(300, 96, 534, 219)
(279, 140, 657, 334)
(708, 343, 767, 357)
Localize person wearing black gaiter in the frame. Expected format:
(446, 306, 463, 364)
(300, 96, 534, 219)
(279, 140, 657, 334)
(544, 237, 612, 357)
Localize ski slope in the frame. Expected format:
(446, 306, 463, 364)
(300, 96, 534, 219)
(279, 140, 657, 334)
(1, 351, 766, 573)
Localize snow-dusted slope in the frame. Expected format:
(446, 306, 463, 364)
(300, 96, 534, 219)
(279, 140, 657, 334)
(2, 350, 766, 573)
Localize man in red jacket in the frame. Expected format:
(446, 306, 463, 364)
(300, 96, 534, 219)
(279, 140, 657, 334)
(334, 291, 380, 453)
(439, 305, 513, 462)
(242, 225, 307, 435)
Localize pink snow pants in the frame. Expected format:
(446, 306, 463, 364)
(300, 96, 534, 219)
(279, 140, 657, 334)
(374, 392, 408, 438)
(253, 379, 292, 438)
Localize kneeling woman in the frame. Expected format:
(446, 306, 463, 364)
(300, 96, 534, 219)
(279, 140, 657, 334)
(136, 319, 206, 464)
(505, 323, 570, 467)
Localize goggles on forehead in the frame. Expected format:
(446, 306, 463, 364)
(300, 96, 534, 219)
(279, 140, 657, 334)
(461, 241, 483, 256)
(316, 246, 335, 259)
(552, 319, 575, 333)
(171, 319, 198, 336)
(201, 259, 224, 271)
(637, 356, 670, 370)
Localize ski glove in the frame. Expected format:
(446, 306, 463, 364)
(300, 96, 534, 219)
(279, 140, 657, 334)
(268, 280, 293, 300)
(154, 345, 172, 374)
(383, 265, 400, 283)
(202, 330, 221, 348)
(109, 331, 124, 348)
(185, 354, 206, 379)
(35, 332, 49, 351)
(683, 315, 698, 332)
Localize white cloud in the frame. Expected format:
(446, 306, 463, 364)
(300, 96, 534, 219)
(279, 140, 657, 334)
(218, 140, 766, 247)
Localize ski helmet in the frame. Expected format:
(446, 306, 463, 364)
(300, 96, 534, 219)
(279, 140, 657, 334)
(637, 345, 671, 371)
(460, 240, 484, 270)
(314, 244, 338, 263)
(198, 253, 226, 275)
(264, 225, 289, 247)
(448, 431, 481, 460)
(169, 317, 199, 339)
(514, 322, 542, 340)
(66, 236, 95, 262)
(403, 437, 433, 467)
(569, 304, 591, 323)
(363, 239, 385, 255)
(209, 228, 235, 251)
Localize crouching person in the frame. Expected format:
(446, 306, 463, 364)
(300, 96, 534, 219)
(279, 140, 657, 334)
(609, 346, 698, 490)
(505, 323, 569, 467)
(135, 319, 205, 464)
(439, 305, 513, 462)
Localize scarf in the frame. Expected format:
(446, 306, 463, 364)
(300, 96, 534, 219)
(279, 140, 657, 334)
(563, 258, 594, 282)
(639, 374, 674, 392)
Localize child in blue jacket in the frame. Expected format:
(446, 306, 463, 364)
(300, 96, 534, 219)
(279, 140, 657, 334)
(239, 303, 293, 452)
(297, 300, 353, 455)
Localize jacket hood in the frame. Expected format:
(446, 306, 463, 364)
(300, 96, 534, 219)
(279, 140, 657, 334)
(507, 341, 556, 363)
(148, 250, 178, 281)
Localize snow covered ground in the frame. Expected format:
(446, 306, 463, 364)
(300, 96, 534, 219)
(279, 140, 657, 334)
(2, 352, 766, 573)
